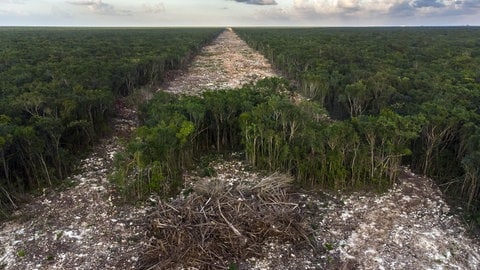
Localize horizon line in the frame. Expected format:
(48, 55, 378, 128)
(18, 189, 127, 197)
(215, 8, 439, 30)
(1, 24, 479, 28)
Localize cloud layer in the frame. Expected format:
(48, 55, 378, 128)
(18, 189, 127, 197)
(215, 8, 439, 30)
(67, 0, 131, 16)
(0, 0, 478, 26)
(234, 0, 277, 6)
(285, 0, 480, 23)
(292, 0, 479, 15)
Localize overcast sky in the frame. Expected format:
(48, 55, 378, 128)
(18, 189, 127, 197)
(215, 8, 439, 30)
(0, 0, 479, 26)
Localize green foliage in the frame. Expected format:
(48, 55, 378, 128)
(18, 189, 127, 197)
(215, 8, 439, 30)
(235, 27, 480, 211)
(200, 166, 217, 177)
(241, 99, 420, 189)
(324, 242, 334, 251)
(116, 77, 421, 198)
(113, 114, 195, 200)
(17, 249, 26, 257)
(113, 79, 283, 201)
(0, 27, 222, 212)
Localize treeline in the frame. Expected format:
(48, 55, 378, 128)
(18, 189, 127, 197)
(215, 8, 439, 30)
(114, 78, 422, 201)
(0, 27, 222, 215)
(235, 27, 480, 210)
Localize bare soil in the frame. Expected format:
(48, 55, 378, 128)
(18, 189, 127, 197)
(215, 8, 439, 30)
(161, 28, 278, 95)
(1, 29, 479, 270)
(320, 169, 480, 269)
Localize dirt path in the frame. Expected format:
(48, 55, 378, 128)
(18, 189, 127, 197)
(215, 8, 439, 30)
(162, 28, 278, 94)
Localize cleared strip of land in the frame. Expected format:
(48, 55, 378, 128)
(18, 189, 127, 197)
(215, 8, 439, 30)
(163, 28, 278, 94)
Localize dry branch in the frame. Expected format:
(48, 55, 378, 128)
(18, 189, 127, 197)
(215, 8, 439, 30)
(138, 173, 316, 269)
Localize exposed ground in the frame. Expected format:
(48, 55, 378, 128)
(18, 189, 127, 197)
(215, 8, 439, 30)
(161, 28, 278, 95)
(1, 29, 479, 270)
(140, 157, 480, 269)
(320, 169, 480, 269)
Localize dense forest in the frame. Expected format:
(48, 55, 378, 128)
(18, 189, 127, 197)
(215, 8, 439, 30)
(0, 28, 222, 216)
(112, 27, 480, 223)
(234, 27, 480, 212)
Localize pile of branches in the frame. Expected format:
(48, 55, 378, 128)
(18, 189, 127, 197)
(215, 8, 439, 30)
(138, 173, 317, 269)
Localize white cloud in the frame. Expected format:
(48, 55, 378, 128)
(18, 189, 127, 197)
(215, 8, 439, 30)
(293, 0, 404, 15)
(67, 0, 131, 16)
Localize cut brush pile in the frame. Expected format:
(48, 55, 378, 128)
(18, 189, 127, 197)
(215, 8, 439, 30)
(138, 173, 318, 269)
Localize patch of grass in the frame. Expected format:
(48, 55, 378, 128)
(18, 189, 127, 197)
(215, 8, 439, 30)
(0, 206, 9, 221)
(327, 255, 333, 263)
(200, 166, 217, 177)
(182, 187, 194, 197)
(228, 263, 238, 270)
(56, 231, 63, 240)
(17, 249, 26, 258)
(324, 242, 334, 251)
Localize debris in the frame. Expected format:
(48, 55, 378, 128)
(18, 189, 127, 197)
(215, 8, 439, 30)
(138, 172, 316, 270)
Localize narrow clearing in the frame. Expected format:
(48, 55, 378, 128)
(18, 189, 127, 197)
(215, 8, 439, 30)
(162, 28, 278, 94)
(1, 29, 479, 270)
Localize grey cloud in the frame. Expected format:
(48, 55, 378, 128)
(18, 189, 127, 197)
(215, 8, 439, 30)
(412, 0, 445, 8)
(233, 0, 277, 6)
(389, 0, 445, 16)
(463, 0, 480, 8)
(67, 0, 95, 6)
(283, 0, 479, 25)
(67, 0, 131, 16)
(442, 0, 480, 16)
(388, 1, 416, 17)
(388, 0, 480, 19)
